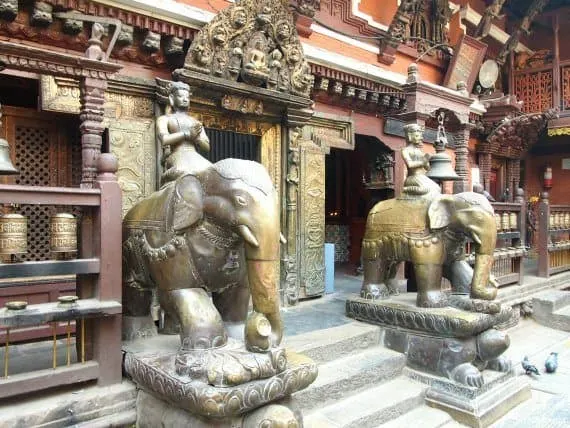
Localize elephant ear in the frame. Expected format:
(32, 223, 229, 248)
(428, 195, 456, 230)
(171, 175, 204, 232)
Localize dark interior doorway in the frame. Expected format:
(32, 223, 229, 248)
(325, 135, 395, 271)
(204, 128, 260, 163)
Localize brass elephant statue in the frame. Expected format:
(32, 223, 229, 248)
(122, 158, 284, 355)
(361, 191, 497, 308)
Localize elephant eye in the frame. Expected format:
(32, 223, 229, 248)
(235, 195, 247, 206)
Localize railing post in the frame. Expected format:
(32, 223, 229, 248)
(515, 188, 526, 285)
(93, 153, 122, 385)
(538, 191, 550, 277)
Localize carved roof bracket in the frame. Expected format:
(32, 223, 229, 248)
(173, 0, 314, 123)
(478, 108, 558, 158)
(496, 0, 550, 65)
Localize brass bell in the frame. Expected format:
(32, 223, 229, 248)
(0, 213, 27, 256)
(426, 113, 459, 183)
(427, 137, 460, 183)
(50, 213, 77, 254)
(0, 138, 17, 175)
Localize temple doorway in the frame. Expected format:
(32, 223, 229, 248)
(325, 134, 395, 272)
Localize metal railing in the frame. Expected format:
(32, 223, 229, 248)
(0, 155, 122, 399)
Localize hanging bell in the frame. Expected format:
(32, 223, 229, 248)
(0, 138, 17, 175)
(426, 136, 460, 183)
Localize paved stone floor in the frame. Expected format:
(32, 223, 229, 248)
(286, 268, 570, 428)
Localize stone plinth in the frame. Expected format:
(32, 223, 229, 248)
(346, 294, 530, 427)
(410, 368, 530, 428)
(123, 335, 317, 426)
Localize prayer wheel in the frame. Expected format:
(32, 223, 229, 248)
(509, 212, 518, 231)
(49, 213, 77, 253)
(0, 213, 27, 255)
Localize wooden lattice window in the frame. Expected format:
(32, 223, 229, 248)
(3, 107, 77, 261)
(561, 66, 570, 111)
(514, 70, 553, 113)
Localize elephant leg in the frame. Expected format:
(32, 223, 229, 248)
(213, 284, 250, 342)
(158, 288, 227, 350)
(385, 261, 401, 295)
(443, 260, 472, 295)
(361, 258, 390, 299)
(414, 263, 448, 308)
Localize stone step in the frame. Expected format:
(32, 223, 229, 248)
(533, 290, 570, 331)
(533, 289, 570, 314)
(378, 405, 455, 428)
(284, 321, 382, 364)
(75, 409, 137, 427)
(291, 346, 406, 412)
(0, 382, 137, 428)
(304, 377, 426, 428)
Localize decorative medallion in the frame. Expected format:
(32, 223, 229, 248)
(180, 0, 313, 98)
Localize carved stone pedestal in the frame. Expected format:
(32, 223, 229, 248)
(346, 294, 530, 427)
(415, 369, 530, 428)
(122, 335, 317, 427)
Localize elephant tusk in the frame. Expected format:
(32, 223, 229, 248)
(280, 233, 287, 244)
(238, 224, 260, 248)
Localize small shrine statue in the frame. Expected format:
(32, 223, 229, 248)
(156, 80, 212, 184)
(401, 123, 441, 199)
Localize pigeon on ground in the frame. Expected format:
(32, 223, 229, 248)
(545, 352, 558, 373)
(522, 356, 540, 375)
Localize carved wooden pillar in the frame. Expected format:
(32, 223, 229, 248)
(507, 159, 520, 200)
(538, 191, 550, 277)
(79, 23, 107, 188)
(478, 152, 492, 192)
(553, 14, 561, 110)
(453, 124, 471, 194)
(80, 77, 106, 188)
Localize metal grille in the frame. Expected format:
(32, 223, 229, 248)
(14, 125, 53, 261)
(204, 129, 260, 163)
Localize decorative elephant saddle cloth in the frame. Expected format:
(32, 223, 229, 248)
(123, 182, 177, 232)
(368, 198, 430, 234)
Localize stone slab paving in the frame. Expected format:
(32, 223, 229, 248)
(491, 319, 570, 428)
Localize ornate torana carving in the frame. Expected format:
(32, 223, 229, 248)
(182, 0, 314, 97)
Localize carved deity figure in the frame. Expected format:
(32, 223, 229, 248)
(156, 81, 211, 184)
(401, 124, 441, 198)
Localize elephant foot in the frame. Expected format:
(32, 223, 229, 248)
(175, 343, 287, 387)
(417, 290, 449, 308)
(487, 356, 512, 373)
(361, 283, 390, 300)
(451, 363, 484, 388)
(470, 286, 497, 301)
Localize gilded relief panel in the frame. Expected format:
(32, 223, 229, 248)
(109, 119, 156, 216)
(298, 141, 325, 298)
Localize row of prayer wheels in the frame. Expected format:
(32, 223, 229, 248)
(549, 212, 570, 229)
(0, 213, 77, 257)
(495, 212, 518, 232)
